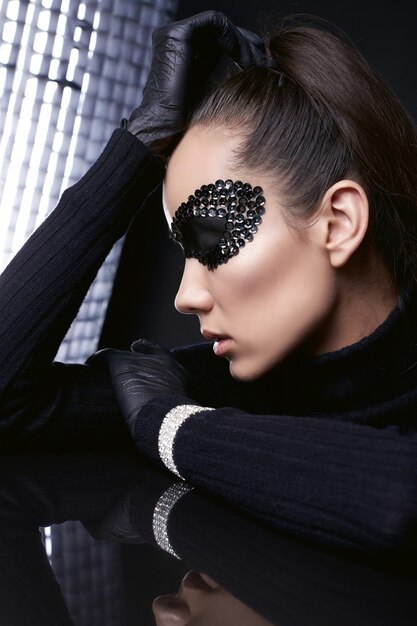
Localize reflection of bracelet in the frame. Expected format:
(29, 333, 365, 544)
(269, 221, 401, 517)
(153, 482, 194, 558)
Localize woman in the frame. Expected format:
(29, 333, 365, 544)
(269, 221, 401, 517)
(0, 11, 416, 554)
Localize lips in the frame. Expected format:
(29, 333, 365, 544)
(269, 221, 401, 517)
(201, 328, 230, 342)
(201, 329, 220, 341)
(212, 337, 233, 358)
(201, 329, 233, 358)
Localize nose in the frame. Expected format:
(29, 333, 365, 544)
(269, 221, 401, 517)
(175, 258, 213, 315)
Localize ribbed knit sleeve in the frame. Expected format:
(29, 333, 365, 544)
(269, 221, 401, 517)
(133, 395, 417, 553)
(0, 129, 164, 447)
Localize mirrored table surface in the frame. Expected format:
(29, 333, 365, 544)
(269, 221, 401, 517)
(0, 450, 416, 626)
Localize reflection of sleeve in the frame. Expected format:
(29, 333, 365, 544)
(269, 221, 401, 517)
(0, 129, 164, 448)
(0, 452, 146, 626)
(161, 482, 417, 626)
(132, 395, 417, 553)
(0, 526, 75, 626)
(96, 465, 417, 626)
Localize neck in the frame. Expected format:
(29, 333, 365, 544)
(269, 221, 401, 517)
(307, 254, 398, 356)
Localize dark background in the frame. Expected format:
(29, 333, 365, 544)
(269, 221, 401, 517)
(177, 0, 417, 117)
(100, 0, 417, 351)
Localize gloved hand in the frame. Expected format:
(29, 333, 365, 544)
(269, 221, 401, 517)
(125, 10, 264, 160)
(88, 340, 189, 435)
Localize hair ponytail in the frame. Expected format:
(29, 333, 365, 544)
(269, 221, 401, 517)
(190, 20, 417, 295)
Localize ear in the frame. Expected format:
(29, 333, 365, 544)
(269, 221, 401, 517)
(318, 180, 369, 268)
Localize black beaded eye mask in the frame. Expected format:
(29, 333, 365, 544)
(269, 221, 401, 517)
(169, 179, 266, 270)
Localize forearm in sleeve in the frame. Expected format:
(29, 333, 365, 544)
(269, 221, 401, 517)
(0, 129, 164, 444)
(132, 395, 417, 553)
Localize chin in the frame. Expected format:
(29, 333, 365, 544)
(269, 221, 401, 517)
(228, 348, 292, 382)
(228, 358, 266, 383)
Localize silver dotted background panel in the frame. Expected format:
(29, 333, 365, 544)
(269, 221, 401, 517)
(0, 0, 178, 362)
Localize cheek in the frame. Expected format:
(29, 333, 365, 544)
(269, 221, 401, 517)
(214, 234, 334, 351)
(205, 256, 262, 311)
(208, 232, 314, 310)
(205, 230, 336, 380)
(262, 245, 334, 335)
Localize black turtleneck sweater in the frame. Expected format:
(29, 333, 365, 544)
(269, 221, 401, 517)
(0, 130, 416, 554)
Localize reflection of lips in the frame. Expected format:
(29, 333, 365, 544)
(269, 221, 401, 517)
(182, 570, 216, 592)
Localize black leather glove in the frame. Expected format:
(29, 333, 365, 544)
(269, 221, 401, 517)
(125, 10, 264, 160)
(89, 340, 189, 435)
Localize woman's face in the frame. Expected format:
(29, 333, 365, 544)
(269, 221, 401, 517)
(152, 570, 273, 625)
(164, 126, 337, 381)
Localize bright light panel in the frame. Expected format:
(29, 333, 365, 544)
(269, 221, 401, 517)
(0, 0, 178, 364)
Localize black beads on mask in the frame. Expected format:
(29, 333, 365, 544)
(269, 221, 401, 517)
(170, 179, 265, 270)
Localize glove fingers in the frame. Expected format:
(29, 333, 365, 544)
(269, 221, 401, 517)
(153, 11, 265, 71)
(202, 12, 264, 68)
(236, 27, 266, 66)
(130, 338, 171, 357)
(130, 343, 189, 384)
(131, 11, 266, 159)
(220, 28, 265, 68)
(142, 33, 196, 111)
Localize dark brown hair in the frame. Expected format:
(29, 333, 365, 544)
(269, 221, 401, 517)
(189, 21, 417, 296)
